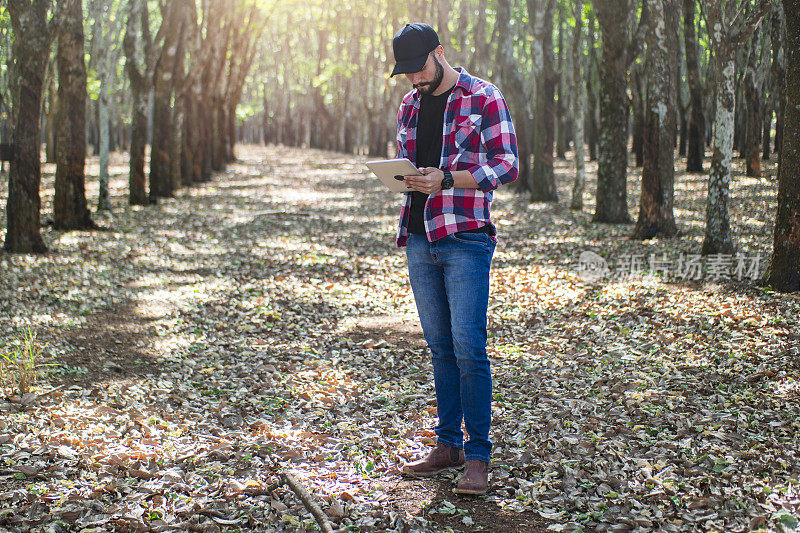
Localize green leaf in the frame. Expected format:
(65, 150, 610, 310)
(778, 514, 799, 528)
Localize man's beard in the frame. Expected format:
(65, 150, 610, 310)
(415, 56, 444, 95)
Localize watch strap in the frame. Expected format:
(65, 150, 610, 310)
(441, 170, 454, 190)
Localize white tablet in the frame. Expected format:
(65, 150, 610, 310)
(365, 158, 422, 193)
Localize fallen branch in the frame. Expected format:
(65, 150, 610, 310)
(277, 469, 335, 533)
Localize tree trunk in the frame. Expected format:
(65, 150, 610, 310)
(704, 52, 737, 255)
(150, 82, 174, 197)
(684, 0, 705, 172)
(762, 105, 772, 160)
(677, 29, 688, 157)
(632, 0, 679, 240)
(592, 0, 636, 223)
(765, 0, 800, 291)
(531, 0, 558, 202)
(123, 0, 150, 205)
(771, 2, 786, 158)
(555, 4, 568, 160)
(497, 0, 532, 191)
(149, 3, 181, 198)
(703, 0, 770, 255)
(170, 95, 184, 190)
(45, 67, 57, 164)
(54, 0, 94, 230)
(94, 0, 121, 211)
(571, 0, 587, 211)
(631, 65, 645, 168)
(743, 27, 764, 177)
(129, 91, 149, 205)
(586, 10, 599, 162)
(4, 1, 54, 253)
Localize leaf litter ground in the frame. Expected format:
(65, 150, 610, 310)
(0, 146, 798, 532)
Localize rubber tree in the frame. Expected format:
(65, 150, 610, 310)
(528, 0, 558, 202)
(495, 0, 534, 192)
(765, 0, 800, 291)
(683, 0, 706, 172)
(90, 0, 124, 210)
(702, 0, 771, 255)
(149, 2, 184, 199)
(53, 0, 94, 230)
(590, 0, 648, 224)
(632, 0, 680, 240)
(571, 0, 588, 210)
(4, 0, 65, 253)
(123, 0, 165, 205)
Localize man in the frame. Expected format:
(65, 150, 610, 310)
(390, 22, 518, 495)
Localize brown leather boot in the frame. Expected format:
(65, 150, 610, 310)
(454, 459, 489, 495)
(401, 444, 465, 478)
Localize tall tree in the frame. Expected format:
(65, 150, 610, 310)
(632, 0, 679, 239)
(585, 9, 600, 162)
(571, 0, 587, 210)
(683, 0, 706, 172)
(742, 24, 769, 177)
(529, 0, 558, 202)
(123, 0, 163, 205)
(770, 0, 785, 159)
(496, 0, 533, 192)
(702, 0, 770, 255)
(555, 2, 568, 160)
(4, 0, 65, 253)
(90, 0, 124, 210)
(765, 0, 799, 291)
(54, 0, 94, 230)
(149, 1, 184, 199)
(591, 0, 648, 223)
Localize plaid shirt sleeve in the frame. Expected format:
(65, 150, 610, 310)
(468, 89, 518, 193)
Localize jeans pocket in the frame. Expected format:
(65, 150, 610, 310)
(450, 231, 491, 247)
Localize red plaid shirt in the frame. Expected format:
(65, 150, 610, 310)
(395, 67, 518, 247)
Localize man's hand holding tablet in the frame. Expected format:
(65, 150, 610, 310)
(404, 167, 448, 195)
(365, 158, 423, 193)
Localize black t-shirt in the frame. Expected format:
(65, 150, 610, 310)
(408, 87, 452, 235)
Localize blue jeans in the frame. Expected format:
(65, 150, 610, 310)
(406, 232, 495, 462)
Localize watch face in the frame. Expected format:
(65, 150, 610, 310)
(442, 177, 454, 189)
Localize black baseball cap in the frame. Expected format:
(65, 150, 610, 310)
(390, 23, 440, 77)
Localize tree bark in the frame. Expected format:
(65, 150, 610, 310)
(683, 0, 706, 172)
(123, 0, 157, 205)
(571, 0, 587, 211)
(4, 0, 60, 253)
(586, 10, 599, 162)
(762, 102, 772, 160)
(54, 0, 94, 230)
(765, 0, 800, 291)
(704, 51, 737, 255)
(45, 63, 57, 164)
(497, 0, 533, 191)
(531, 0, 558, 202)
(630, 64, 645, 168)
(592, 0, 642, 223)
(743, 27, 764, 177)
(92, 0, 122, 210)
(770, 2, 786, 158)
(632, 0, 679, 240)
(703, 0, 771, 255)
(556, 3, 568, 160)
(149, 3, 182, 198)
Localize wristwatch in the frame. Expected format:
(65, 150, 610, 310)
(440, 170, 454, 190)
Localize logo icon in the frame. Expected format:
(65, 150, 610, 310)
(575, 251, 609, 281)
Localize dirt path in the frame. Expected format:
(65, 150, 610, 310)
(0, 146, 798, 532)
